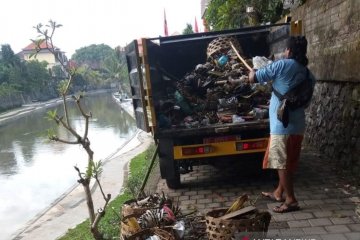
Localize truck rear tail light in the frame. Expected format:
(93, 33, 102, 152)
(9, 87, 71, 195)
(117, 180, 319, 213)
(236, 140, 267, 151)
(182, 145, 213, 156)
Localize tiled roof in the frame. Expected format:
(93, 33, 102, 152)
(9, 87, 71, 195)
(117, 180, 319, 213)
(22, 41, 58, 51)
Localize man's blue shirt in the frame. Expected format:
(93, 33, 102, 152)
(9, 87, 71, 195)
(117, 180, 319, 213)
(255, 59, 315, 135)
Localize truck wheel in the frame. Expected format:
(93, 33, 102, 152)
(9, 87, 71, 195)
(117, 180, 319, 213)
(160, 158, 181, 189)
(166, 176, 181, 189)
(165, 160, 181, 189)
(158, 139, 181, 189)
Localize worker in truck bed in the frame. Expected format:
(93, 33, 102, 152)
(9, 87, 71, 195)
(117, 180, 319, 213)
(249, 36, 315, 213)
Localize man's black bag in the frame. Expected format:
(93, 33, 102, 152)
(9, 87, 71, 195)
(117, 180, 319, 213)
(274, 69, 313, 128)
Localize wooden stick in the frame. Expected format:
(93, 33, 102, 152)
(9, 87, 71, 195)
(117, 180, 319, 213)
(219, 206, 256, 220)
(230, 42, 252, 71)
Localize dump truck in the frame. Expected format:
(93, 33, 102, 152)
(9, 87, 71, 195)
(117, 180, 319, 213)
(125, 21, 301, 189)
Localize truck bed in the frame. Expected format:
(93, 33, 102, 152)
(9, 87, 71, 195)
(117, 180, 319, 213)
(154, 119, 269, 138)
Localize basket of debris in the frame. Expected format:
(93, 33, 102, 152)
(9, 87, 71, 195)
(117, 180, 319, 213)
(206, 36, 243, 60)
(205, 195, 271, 240)
(121, 226, 177, 240)
(120, 217, 176, 240)
(121, 193, 169, 219)
(121, 201, 153, 219)
(120, 193, 182, 239)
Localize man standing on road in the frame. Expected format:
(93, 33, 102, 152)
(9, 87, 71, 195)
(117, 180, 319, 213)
(248, 36, 315, 213)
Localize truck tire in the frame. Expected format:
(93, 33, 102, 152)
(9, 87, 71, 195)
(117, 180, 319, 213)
(159, 138, 181, 189)
(160, 156, 181, 189)
(165, 161, 181, 189)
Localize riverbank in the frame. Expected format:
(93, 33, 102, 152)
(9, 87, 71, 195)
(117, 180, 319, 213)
(0, 90, 114, 127)
(0, 98, 63, 127)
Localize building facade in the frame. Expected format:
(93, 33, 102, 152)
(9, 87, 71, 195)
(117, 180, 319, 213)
(20, 41, 67, 70)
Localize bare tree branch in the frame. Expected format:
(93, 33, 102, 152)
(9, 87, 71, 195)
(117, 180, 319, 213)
(50, 136, 79, 144)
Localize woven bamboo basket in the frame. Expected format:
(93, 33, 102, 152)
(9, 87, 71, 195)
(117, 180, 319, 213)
(121, 204, 151, 219)
(207, 36, 243, 60)
(205, 208, 271, 240)
(121, 197, 158, 219)
(121, 227, 176, 240)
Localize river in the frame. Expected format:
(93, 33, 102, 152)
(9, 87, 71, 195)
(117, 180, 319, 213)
(0, 92, 137, 240)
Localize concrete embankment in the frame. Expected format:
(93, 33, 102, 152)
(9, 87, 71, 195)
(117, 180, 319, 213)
(0, 98, 63, 127)
(0, 90, 113, 126)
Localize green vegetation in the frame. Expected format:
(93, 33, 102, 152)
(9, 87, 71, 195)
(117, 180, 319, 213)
(182, 23, 194, 35)
(71, 44, 130, 94)
(0, 44, 56, 100)
(72, 44, 115, 69)
(0, 39, 129, 107)
(59, 144, 156, 240)
(204, 0, 287, 30)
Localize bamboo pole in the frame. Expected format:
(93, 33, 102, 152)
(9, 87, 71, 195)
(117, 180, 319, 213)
(137, 144, 159, 198)
(230, 42, 253, 71)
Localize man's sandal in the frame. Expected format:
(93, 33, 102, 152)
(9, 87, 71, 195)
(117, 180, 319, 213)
(261, 192, 285, 202)
(273, 202, 300, 213)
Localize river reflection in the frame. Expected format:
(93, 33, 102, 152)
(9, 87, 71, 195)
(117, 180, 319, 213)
(0, 92, 137, 240)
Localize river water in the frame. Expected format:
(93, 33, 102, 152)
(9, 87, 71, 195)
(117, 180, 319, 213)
(0, 92, 137, 240)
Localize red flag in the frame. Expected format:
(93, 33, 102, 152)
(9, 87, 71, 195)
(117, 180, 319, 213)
(194, 17, 199, 33)
(164, 9, 169, 36)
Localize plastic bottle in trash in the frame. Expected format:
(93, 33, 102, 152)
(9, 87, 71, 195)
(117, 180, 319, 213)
(232, 115, 245, 123)
(145, 236, 160, 240)
(254, 108, 268, 119)
(173, 220, 185, 239)
(217, 55, 229, 66)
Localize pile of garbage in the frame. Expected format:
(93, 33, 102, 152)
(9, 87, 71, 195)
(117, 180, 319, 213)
(120, 193, 272, 240)
(120, 193, 184, 240)
(158, 36, 272, 129)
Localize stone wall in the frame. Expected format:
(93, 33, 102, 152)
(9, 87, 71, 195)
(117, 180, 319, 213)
(0, 93, 23, 111)
(290, 0, 360, 173)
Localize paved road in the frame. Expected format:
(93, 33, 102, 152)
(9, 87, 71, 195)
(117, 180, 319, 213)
(155, 148, 360, 240)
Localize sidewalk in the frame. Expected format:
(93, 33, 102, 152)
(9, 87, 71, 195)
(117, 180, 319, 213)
(155, 148, 360, 240)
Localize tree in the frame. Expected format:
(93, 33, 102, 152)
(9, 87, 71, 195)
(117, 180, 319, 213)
(115, 47, 130, 95)
(205, 0, 286, 30)
(33, 20, 110, 240)
(26, 60, 51, 96)
(71, 44, 116, 70)
(0, 62, 10, 85)
(1, 44, 19, 67)
(182, 23, 194, 34)
(71, 44, 128, 91)
(76, 65, 103, 89)
(0, 44, 27, 91)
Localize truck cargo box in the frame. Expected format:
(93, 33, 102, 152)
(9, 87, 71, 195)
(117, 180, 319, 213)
(126, 22, 295, 188)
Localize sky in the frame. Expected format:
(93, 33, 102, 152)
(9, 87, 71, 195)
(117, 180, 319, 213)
(1, 0, 203, 57)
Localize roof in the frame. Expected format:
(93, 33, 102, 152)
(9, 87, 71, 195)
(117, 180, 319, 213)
(201, 0, 210, 17)
(22, 41, 59, 51)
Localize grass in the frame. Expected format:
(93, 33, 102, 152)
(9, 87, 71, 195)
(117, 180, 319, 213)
(59, 144, 156, 240)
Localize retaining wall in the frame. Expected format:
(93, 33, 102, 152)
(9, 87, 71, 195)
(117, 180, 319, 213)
(290, 0, 360, 172)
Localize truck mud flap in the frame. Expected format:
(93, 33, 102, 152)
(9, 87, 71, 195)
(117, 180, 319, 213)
(158, 138, 181, 189)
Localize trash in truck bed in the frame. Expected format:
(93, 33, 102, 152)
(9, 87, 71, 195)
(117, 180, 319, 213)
(157, 36, 272, 129)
